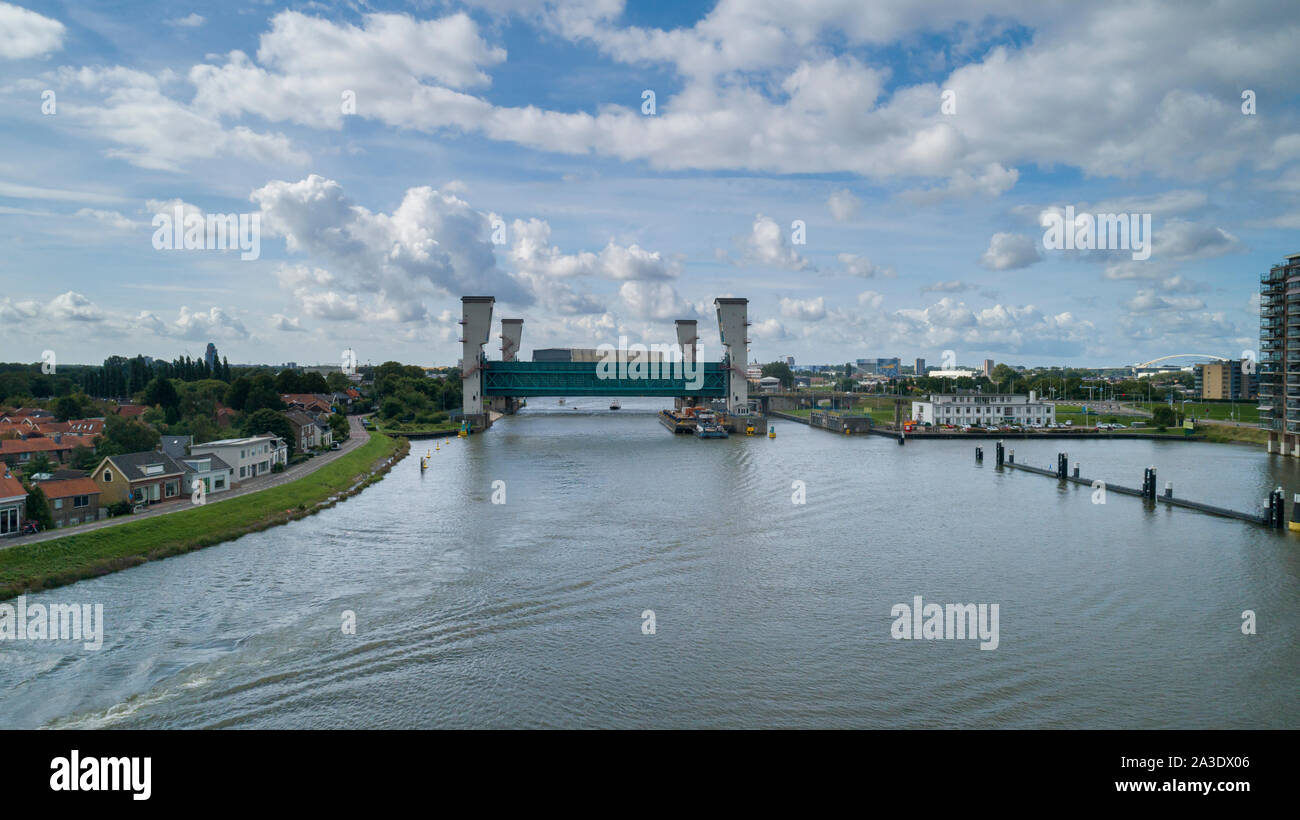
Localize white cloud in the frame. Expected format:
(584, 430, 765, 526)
(779, 296, 826, 321)
(272, 314, 307, 332)
(165, 14, 205, 28)
(736, 214, 809, 270)
(827, 188, 861, 222)
(838, 253, 896, 278)
(980, 232, 1041, 270)
(0, 2, 64, 59)
(252, 175, 531, 320)
(618, 281, 694, 320)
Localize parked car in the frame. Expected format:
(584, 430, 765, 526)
(331, 442, 341, 450)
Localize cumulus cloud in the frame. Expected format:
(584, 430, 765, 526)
(980, 232, 1041, 270)
(779, 296, 826, 321)
(827, 189, 862, 222)
(253, 175, 531, 321)
(509, 218, 678, 281)
(272, 313, 308, 332)
(735, 215, 809, 270)
(838, 253, 896, 279)
(618, 280, 695, 320)
(0, 2, 64, 59)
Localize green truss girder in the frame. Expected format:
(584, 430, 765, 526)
(481, 360, 727, 397)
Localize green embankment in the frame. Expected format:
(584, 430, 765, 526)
(0, 432, 405, 601)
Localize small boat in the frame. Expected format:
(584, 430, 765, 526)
(609, 399, 621, 410)
(695, 422, 728, 439)
(693, 409, 728, 438)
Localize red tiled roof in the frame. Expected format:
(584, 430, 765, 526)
(113, 405, 148, 417)
(0, 438, 74, 454)
(34, 478, 100, 498)
(0, 468, 25, 500)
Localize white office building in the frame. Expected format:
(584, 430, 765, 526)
(912, 391, 1055, 427)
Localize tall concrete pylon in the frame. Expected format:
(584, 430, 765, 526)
(461, 296, 495, 418)
(500, 318, 523, 362)
(714, 298, 750, 413)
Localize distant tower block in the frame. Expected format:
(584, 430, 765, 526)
(714, 298, 750, 413)
(461, 296, 495, 419)
(500, 319, 523, 362)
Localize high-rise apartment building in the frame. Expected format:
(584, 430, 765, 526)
(1259, 253, 1300, 454)
(1195, 361, 1256, 401)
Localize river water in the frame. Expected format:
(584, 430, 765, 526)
(2, 397, 1297, 728)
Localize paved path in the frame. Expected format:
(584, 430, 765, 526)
(2, 416, 372, 549)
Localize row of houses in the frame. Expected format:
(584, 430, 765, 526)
(0, 390, 358, 536)
(0, 432, 292, 534)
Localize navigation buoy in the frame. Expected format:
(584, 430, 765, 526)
(768, 425, 776, 439)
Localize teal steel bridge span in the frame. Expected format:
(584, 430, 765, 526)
(481, 360, 728, 398)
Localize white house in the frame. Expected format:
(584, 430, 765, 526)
(181, 453, 235, 496)
(912, 391, 1056, 428)
(190, 435, 288, 485)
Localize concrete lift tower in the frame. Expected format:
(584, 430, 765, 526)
(496, 318, 524, 414)
(460, 296, 495, 429)
(714, 298, 751, 414)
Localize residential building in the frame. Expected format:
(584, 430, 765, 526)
(1260, 253, 1300, 454)
(181, 453, 234, 497)
(914, 358, 926, 377)
(0, 437, 77, 465)
(35, 477, 102, 528)
(205, 342, 218, 371)
(315, 418, 333, 448)
(911, 391, 1056, 428)
(160, 435, 192, 460)
(983, 359, 995, 378)
(281, 393, 334, 415)
(0, 465, 26, 537)
(190, 435, 287, 484)
(93, 452, 187, 509)
(285, 409, 322, 451)
(1194, 360, 1257, 401)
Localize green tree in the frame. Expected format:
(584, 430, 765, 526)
(328, 412, 349, 442)
(99, 415, 160, 456)
(22, 453, 54, 477)
(53, 395, 83, 421)
(1151, 405, 1177, 430)
(761, 361, 795, 388)
(69, 446, 99, 472)
(240, 408, 296, 456)
(326, 371, 351, 392)
(24, 483, 54, 530)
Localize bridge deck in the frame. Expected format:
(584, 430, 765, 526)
(482, 361, 727, 397)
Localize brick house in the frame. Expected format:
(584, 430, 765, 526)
(284, 409, 321, 451)
(92, 452, 187, 509)
(34, 477, 102, 528)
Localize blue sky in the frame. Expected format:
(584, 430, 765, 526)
(2, 0, 1298, 369)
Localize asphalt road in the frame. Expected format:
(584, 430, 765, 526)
(2, 415, 371, 549)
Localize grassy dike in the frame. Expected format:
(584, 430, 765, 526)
(0, 432, 407, 601)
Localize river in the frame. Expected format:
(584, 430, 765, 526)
(2, 397, 1297, 728)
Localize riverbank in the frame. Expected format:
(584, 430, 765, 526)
(0, 431, 407, 601)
